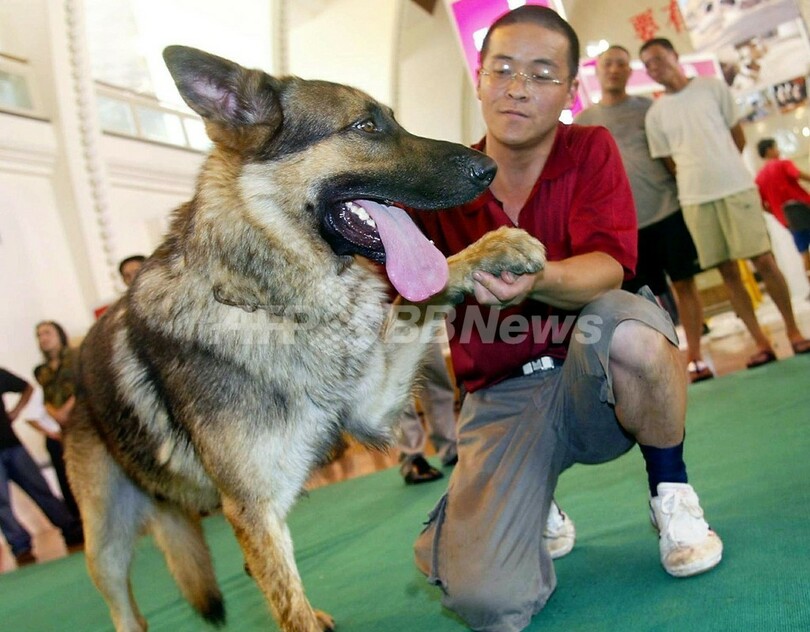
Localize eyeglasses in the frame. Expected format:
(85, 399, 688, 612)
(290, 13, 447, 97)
(479, 62, 567, 90)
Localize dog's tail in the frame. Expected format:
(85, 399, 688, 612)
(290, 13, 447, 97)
(149, 506, 226, 626)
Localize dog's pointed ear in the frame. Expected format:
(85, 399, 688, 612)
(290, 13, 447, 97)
(162, 45, 280, 128)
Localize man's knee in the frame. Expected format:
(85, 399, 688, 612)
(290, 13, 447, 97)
(579, 289, 675, 361)
(580, 288, 630, 319)
(611, 319, 675, 373)
(717, 259, 741, 281)
(750, 251, 780, 275)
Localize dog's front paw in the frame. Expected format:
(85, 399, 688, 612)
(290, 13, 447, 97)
(475, 226, 547, 276)
(446, 227, 546, 300)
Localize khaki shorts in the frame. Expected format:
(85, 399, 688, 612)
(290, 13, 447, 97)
(682, 188, 771, 269)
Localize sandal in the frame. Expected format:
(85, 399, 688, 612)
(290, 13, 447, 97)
(687, 360, 714, 383)
(791, 339, 810, 355)
(746, 349, 777, 369)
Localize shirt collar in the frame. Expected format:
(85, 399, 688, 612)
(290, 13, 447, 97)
(463, 123, 575, 213)
(537, 123, 576, 180)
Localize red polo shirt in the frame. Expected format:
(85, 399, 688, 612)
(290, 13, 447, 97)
(755, 159, 810, 227)
(411, 123, 637, 392)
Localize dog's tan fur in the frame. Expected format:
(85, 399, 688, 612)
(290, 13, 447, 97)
(64, 46, 545, 632)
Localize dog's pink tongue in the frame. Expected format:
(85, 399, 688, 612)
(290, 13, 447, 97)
(355, 200, 448, 302)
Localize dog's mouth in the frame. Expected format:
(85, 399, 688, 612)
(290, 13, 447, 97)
(322, 200, 448, 302)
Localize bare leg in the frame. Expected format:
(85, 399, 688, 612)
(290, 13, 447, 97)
(606, 319, 722, 579)
(670, 277, 706, 364)
(610, 320, 686, 448)
(716, 260, 772, 352)
(750, 252, 807, 344)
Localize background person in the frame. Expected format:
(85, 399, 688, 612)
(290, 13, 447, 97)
(32, 321, 80, 519)
(0, 367, 83, 567)
(755, 137, 810, 271)
(640, 38, 810, 367)
(118, 254, 146, 287)
(574, 44, 712, 383)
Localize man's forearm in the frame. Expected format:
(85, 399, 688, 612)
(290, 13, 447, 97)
(46, 395, 75, 426)
(7, 384, 33, 421)
(730, 123, 746, 153)
(529, 253, 624, 310)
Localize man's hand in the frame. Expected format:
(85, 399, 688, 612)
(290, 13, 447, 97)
(472, 270, 537, 307)
(472, 254, 624, 311)
(46, 395, 76, 426)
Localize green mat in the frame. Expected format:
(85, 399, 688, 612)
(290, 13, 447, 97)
(3, 355, 809, 631)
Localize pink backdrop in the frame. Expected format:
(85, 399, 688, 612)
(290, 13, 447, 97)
(446, 0, 560, 84)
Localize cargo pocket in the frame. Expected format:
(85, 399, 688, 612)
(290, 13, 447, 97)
(415, 493, 448, 591)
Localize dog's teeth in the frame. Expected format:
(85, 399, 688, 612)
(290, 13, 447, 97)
(346, 203, 375, 224)
(341, 201, 378, 229)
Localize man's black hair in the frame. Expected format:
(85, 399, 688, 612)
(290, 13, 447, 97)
(118, 255, 146, 277)
(479, 5, 580, 80)
(639, 37, 676, 56)
(600, 44, 631, 58)
(36, 321, 69, 349)
(757, 138, 776, 158)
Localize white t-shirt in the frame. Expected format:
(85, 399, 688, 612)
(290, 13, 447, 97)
(645, 76, 754, 205)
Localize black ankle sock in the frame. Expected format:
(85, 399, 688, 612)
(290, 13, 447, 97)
(639, 441, 687, 497)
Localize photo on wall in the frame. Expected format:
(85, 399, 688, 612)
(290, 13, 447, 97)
(679, 0, 810, 99)
(678, 0, 802, 51)
(739, 88, 776, 122)
(716, 18, 810, 96)
(771, 75, 807, 112)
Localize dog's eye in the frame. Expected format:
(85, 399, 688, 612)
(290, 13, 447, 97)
(354, 119, 379, 134)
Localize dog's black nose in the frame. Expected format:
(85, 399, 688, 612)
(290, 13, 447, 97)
(469, 153, 497, 185)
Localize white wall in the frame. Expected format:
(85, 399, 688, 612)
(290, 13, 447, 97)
(129, 0, 278, 107)
(0, 114, 90, 376)
(100, 135, 204, 261)
(286, 0, 401, 104)
(398, 0, 472, 144)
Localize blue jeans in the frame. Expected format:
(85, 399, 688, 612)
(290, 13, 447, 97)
(0, 444, 82, 555)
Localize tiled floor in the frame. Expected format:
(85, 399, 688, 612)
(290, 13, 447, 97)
(3, 290, 809, 574)
(692, 293, 810, 377)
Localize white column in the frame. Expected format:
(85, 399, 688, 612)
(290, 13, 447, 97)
(46, 0, 119, 308)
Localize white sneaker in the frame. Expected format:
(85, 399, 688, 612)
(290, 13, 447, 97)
(543, 499, 576, 560)
(650, 482, 723, 577)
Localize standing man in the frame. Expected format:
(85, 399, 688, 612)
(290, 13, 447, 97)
(410, 8, 722, 632)
(575, 45, 712, 382)
(0, 367, 83, 567)
(640, 38, 810, 366)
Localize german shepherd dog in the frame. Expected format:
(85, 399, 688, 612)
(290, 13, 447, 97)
(65, 46, 545, 632)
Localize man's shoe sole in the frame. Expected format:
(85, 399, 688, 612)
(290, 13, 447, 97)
(664, 549, 722, 578)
